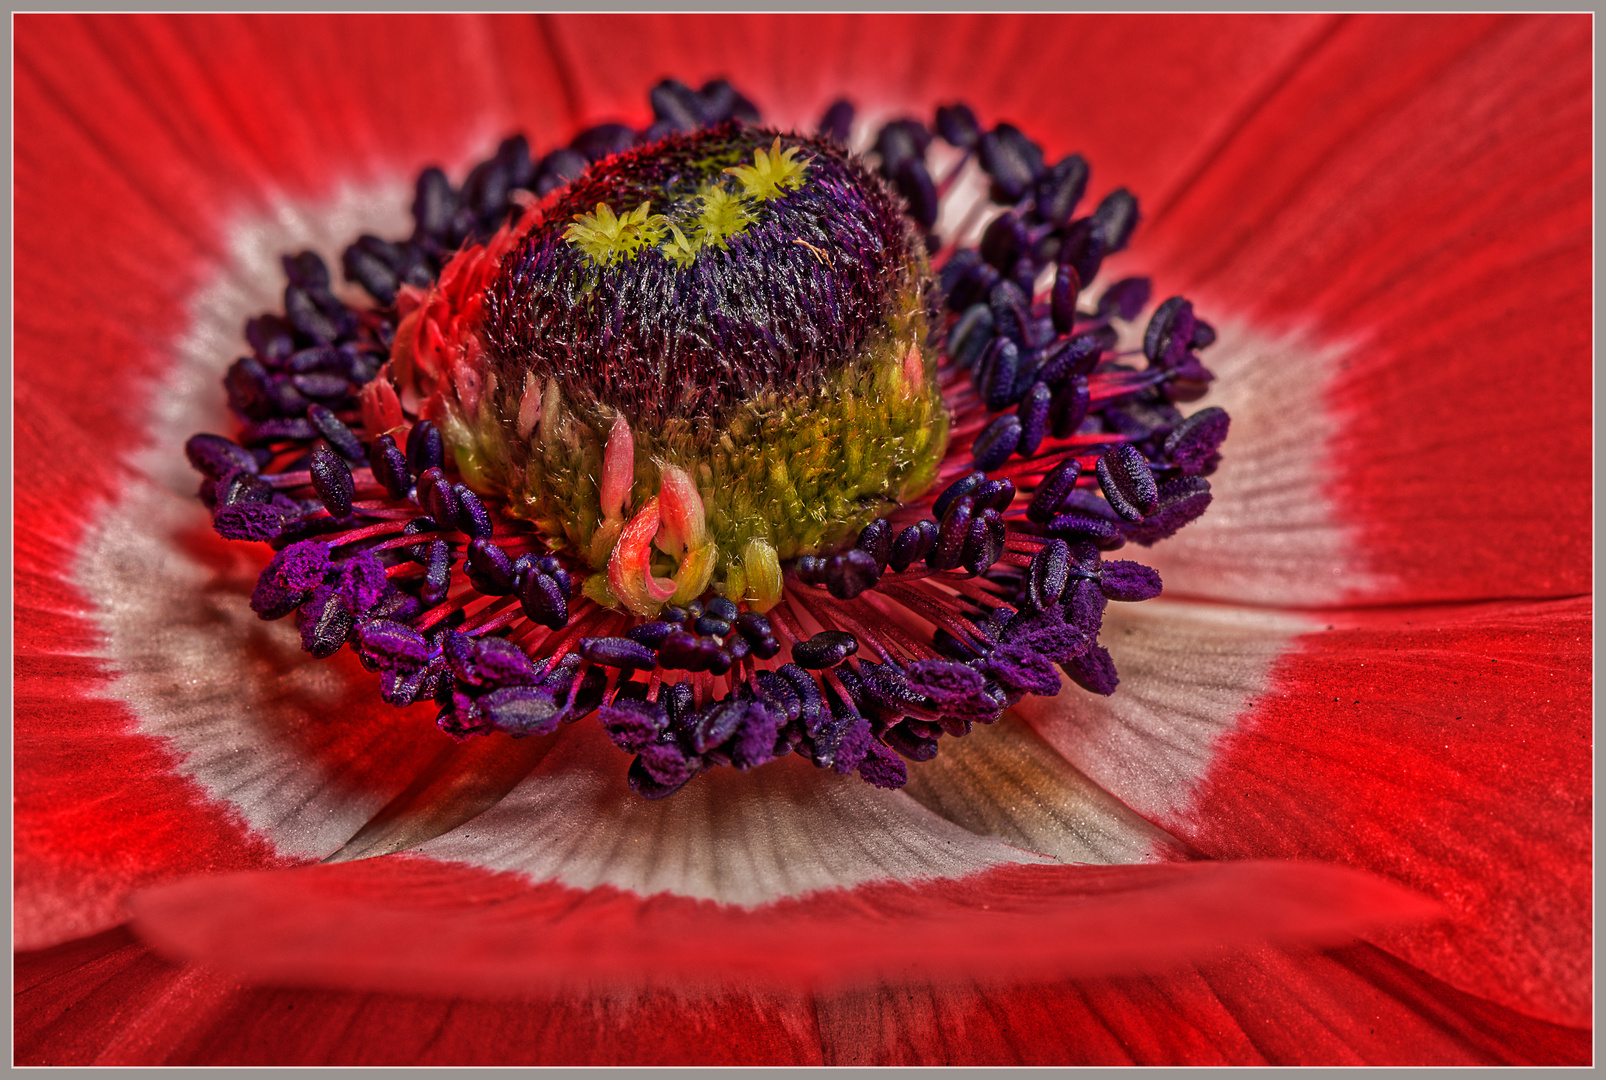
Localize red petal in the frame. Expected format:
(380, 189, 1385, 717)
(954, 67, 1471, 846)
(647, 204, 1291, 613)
(14, 927, 825, 1066)
(1171, 596, 1592, 1026)
(811, 944, 1590, 1065)
(128, 856, 1441, 995)
(542, 14, 1338, 207)
(18, 928, 1586, 1065)
(1136, 14, 1590, 604)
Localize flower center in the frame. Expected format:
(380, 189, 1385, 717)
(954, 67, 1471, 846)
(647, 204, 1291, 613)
(421, 126, 948, 616)
(184, 81, 1232, 802)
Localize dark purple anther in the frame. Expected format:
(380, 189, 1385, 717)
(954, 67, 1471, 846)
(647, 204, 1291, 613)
(1097, 277, 1153, 321)
(694, 612, 732, 637)
(467, 537, 517, 595)
(1121, 477, 1214, 547)
(1026, 539, 1072, 610)
(1048, 511, 1124, 547)
(303, 405, 361, 464)
(453, 484, 494, 539)
(406, 419, 445, 476)
(292, 371, 350, 401)
(988, 279, 1030, 347)
(778, 663, 824, 733)
(185, 433, 259, 479)
(973, 477, 1016, 513)
(978, 122, 1044, 201)
(795, 555, 827, 585)
(282, 251, 331, 288)
(480, 686, 563, 737)
(1036, 154, 1089, 227)
(979, 339, 1021, 411)
(890, 520, 939, 573)
(581, 636, 659, 671)
(884, 724, 940, 762)
(1050, 262, 1082, 334)
(896, 157, 940, 229)
(310, 445, 354, 518)
(817, 98, 855, 143)
(1191, 320, 1218, 348)
(534, 149, 588, 197)
(930, 496, 974, 572)
(302, 591, 354, 660)
(242, 417, 316, 444)
(368, 435, 412, 498)
(1065, 644, 1120, 696)
(536, 556, 570, 599)
(734, 610, 773, 644)
(650, 78, 705, 132)
(288, 346, 350, 375)
(1099, 560, 1163, 602)
(224, 356, 274, 419)
(412, 167, 455, 239)
(1091, 188, 1139, 253)
(1027, 455, 1083, 523)
(357, 619, 431, 668)
(417, 467, 455, 528)
(1039, 334, 1102, 385)
(947, 304, 994, 369)
(497, 133, 535, 190)
(875, 118, 930, 180)
(971, 414, 1022, 472)
(935, 102, 981, 148)
(1163, 407, 1230, 476)
(518, 570, 568, 630)
(825, 549, 881, 600)
(855, 517, 893, 569)
(960, 508, 1006, 575)
(1143, 296, 1194, 364)
(626, 621, 676, 647)
(246, 314, 295, 366)
(656, 631, 711, 672)
(946, 257, 1000, 313)
(980, 210, 1029, 272)
(690, 699, 746, 754)
(1049, 375, 1092, 440)
(1017, 381, 1053, 457)
(933, 471, 985, 520)
(1059, 218, 1106, 290)
(422, 540, 453, 606)
(217, 470, 273, 506)
(701, 79, 759, 124)
(1096, 443, 1160, 522)
(572, 122, 637, 163)
(284, 284, 339, 344)
(342, 244, 399, 305)
(792, 630, 859, 671)
(705, 596, 739, 623)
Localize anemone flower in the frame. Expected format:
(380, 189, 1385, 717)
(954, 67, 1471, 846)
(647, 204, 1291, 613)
(14, 13, 1591, 1066)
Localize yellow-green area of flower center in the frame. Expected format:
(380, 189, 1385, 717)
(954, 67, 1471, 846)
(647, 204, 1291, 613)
(442, 301, 947, 612)
(562, 138, 808, 269)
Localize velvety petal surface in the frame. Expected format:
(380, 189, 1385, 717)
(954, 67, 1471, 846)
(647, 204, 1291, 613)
(126, 855, 1442, 996)
(17, 927, 1586, 1066)
(1129, 13, 1591, 607)
(1174, 596, 1593, 1027)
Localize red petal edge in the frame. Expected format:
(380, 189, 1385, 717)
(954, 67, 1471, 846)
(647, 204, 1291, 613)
(128, 856, 1442, 995)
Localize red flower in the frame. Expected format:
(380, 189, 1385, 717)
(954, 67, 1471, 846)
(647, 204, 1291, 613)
(15, 14, 1590, 1065)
